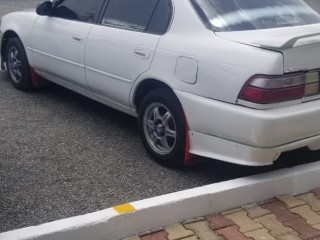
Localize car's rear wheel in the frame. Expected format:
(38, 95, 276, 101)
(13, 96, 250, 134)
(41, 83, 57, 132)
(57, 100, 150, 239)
(6, 38, 33, 91)
(138, 88, 186, 167)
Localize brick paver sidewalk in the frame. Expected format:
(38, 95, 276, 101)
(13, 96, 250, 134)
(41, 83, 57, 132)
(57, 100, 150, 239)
(124, 188, 320, 240)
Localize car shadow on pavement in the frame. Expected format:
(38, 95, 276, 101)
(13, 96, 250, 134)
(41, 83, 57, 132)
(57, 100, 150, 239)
(2, 71, 319, 182)
(24, 81, 320, 182)
(180, 147, 320, 182)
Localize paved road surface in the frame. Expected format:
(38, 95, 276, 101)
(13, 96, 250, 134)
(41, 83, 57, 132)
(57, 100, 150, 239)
(1, 0, 320, 233)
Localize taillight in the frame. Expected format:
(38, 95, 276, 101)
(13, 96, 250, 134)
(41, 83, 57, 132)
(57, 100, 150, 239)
(239, 72, 320, 104)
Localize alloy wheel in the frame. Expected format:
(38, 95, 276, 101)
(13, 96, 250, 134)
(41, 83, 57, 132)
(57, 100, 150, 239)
(143, 102, 177, 155)
(8, 46, 23, 84)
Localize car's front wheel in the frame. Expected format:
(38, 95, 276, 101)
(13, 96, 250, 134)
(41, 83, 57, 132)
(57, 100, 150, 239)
(138, 88, 186, 167)
(6, 38, 33, 91)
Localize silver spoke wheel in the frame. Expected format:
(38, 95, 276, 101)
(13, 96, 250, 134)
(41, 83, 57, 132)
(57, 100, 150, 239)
(8, 46, 23, 84)
(143, 103, 177, 155)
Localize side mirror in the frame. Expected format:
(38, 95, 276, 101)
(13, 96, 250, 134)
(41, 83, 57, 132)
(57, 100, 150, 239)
(36, 1, 53, 16)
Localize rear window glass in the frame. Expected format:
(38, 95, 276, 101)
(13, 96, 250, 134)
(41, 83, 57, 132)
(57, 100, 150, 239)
(191, 0, 320, 31)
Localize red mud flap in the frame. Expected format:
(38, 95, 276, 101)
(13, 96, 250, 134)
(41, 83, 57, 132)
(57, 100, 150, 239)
(184, 115, 196, 166)
(184, 114, 205, 166)
(30, 67, 47, 88)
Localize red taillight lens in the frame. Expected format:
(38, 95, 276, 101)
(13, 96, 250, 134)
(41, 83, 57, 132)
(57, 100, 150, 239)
(239, 73, 320, 104)
(241, 86, 305, 104)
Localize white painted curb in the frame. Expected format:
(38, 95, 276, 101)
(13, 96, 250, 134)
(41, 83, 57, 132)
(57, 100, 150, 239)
(1, 161, 320, 240)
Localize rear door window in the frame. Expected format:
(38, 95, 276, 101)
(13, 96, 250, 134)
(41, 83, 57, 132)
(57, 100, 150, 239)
(147, 0, 172, 34)
(52, 0, 105, 23)
(101, 0, 172, 34)
(102, 0, 158, 31)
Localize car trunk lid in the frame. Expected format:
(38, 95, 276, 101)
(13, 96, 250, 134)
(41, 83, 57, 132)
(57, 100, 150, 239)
(215, 23, 320, 73)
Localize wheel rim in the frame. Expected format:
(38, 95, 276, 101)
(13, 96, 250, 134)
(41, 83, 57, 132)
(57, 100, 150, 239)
(143, 103, 177, 155)
(8, 46, 22, 84)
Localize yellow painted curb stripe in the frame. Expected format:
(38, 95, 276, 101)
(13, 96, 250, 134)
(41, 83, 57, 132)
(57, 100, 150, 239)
(113, 203, 136, 214)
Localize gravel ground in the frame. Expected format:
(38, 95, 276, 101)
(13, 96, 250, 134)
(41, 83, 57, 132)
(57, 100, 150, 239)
(1, 0, 320, 233)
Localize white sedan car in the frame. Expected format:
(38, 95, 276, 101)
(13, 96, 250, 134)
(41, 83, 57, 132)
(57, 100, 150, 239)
(1, 0, 320, 167)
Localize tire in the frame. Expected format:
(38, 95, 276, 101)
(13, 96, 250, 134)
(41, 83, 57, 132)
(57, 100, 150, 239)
(138, 88, 186, 167)
(5, 38, 33, 91)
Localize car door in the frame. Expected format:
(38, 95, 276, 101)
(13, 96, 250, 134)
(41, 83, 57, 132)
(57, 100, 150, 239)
(85, 0, 173, 107)
(31, 0, 105, 89)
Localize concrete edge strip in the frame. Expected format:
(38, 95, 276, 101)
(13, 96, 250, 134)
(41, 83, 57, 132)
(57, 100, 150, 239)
(1, 161, 320, 240)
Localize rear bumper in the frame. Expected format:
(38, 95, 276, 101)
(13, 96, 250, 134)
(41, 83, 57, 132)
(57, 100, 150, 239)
(189, 131, 320, 166)
(175, 91, 320, 165)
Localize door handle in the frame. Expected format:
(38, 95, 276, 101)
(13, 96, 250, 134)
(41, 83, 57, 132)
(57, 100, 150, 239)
(134, 49, 150, 59)
(72, 35, 84, 43)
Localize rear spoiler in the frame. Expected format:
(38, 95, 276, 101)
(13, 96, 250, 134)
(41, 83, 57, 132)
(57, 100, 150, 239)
(253, 32, 320, 50)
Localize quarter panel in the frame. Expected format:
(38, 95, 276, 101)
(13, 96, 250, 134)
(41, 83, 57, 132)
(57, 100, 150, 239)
(134, 0, 284, 104)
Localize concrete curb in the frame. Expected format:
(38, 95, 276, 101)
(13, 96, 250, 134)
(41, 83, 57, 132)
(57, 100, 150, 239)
(1, 161, 320, 240)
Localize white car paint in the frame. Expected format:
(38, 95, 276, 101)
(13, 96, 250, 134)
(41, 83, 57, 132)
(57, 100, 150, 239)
(85, 24, 160, 107)
(1, 0, 320, 166)
(216, 24, 320, 73)
(31, 16, 91, 89)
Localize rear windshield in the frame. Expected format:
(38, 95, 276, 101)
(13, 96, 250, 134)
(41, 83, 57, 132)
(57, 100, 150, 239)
(191, 0, 320, 31)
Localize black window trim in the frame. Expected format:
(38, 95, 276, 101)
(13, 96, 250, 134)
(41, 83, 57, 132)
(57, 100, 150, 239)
(49, 0, 108, 25)
(98, 0, 174, 36)
(189, 0, 220, 32)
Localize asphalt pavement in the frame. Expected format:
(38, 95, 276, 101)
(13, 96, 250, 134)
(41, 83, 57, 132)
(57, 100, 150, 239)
(1, 0, 320, 233)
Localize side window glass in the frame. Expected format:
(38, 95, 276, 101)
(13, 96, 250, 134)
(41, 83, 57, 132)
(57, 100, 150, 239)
(52, 0, 105, 23)
(102, 0, 158, 31)
(147, 0, 172, 34)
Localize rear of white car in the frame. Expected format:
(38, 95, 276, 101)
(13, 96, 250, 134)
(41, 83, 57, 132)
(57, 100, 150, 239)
(170, 0, 320, 165)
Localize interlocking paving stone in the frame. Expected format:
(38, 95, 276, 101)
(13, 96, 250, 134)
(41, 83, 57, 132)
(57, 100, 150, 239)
(282, 218, 320, 240)
(184, 220, 224, 240)
(221, 208, 243, 216)
(254, 214, 293, 236)
(206, 214, 234, 231)
(310, 237, 320, 240)
(277, 195, 306, 208)
(313, 188, 320, 199)
(124, 236, 141, 240)
(297, 193, 320, 212)
(165, 224, 194, 240)
(275, 232, 302, 240)
(124, 189, 320, 240)
(140, 230, 169, 240)
(314, 224, 320, 230)
(261, 200, 300, 222)
(181, 236, 198, 240)
(261, 199, 320, 239)
(242, 203, 271, 219)
(224, 210, 263, 233)
(215, 225, 251, 240)
(290, 205, 320, 225)
(183, 217, 206, 225)
(245, 228, 276, 240)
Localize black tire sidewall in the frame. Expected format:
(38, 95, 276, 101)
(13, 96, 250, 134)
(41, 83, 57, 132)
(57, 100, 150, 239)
(6, 38, 33, 91)
(138, 88, 186, 167)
